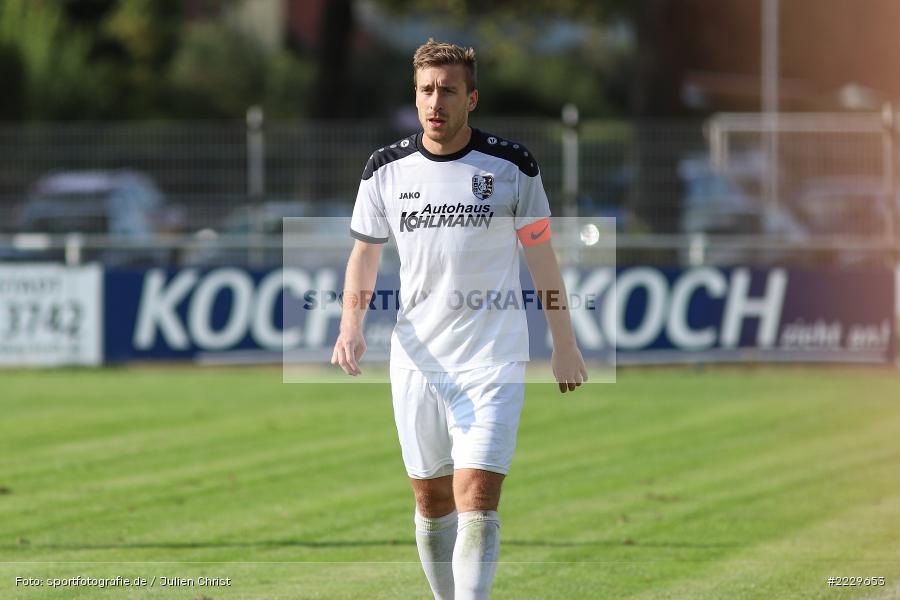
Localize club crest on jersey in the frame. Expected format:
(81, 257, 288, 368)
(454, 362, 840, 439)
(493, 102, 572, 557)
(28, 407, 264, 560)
(472, 175, 494, 201)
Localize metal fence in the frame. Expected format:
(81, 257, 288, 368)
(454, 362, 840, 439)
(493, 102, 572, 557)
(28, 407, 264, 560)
(0, 116, 701, 229)
(1, 111, 898, 267)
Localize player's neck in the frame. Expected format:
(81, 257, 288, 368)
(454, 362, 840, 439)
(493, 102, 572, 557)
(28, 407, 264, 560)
(422, 125, 472, 156)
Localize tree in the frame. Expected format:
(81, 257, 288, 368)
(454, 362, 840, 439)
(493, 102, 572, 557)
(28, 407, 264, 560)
(0, 0, 114, 119)
(167, 22, 267, 118)
(100, 0, 183, 116)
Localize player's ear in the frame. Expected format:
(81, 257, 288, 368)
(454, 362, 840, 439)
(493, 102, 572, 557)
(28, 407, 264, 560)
(468, 89, 478, 112)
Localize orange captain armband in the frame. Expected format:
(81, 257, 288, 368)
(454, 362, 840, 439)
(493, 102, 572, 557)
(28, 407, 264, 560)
(517, 218, 551, 247)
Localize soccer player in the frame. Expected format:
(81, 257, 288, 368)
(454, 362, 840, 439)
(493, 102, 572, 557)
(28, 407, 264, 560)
(332, 39, 587, 600)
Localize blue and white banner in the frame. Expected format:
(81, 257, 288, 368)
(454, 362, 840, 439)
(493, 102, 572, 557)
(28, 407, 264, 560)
(102, 266, 895, 365)
(564, 267, 895, 364)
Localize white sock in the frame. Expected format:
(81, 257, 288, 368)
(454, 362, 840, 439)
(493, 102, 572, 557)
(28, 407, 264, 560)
(415, 509, 458, 600)
(452, 510, 501, 600)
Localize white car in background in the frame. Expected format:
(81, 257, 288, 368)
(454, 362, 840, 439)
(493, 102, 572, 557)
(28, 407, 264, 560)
(790, 176, 900, 265)
(791, 176, 899, 236)
(3, 170, 184, 266)
(677, 157, 808, 266)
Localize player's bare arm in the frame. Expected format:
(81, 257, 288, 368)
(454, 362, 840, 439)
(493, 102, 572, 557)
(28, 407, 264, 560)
(522, 236, 588, 393)
(331, 239, 381, 376)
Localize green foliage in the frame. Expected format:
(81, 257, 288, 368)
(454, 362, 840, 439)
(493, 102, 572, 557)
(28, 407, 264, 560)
(103, 0, 175, 63)
(0, 0, 630, 120)
(0, 0, 114, 118)
(377, 0, 618, 21)
(262, 50, 315, 118)
(374, 1, 633, 117)
(0, 0, 314, 120)
(166, 16, 319, 119)
(167, 22, 267, 118)
(99, 0, 182, 116)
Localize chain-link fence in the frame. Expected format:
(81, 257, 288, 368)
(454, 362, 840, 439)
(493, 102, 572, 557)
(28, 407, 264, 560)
(1, 112, 897, 267)
(0, 117, 702, 230)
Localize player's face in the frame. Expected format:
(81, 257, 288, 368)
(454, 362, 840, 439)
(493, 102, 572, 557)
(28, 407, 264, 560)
(415, 64, 477, 147)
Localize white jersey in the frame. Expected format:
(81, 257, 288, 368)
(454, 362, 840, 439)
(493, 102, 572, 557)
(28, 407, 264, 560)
(350, 128, 551, 371)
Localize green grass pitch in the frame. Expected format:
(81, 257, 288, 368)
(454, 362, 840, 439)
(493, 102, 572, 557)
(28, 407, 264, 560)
(2, 366, 900, 599)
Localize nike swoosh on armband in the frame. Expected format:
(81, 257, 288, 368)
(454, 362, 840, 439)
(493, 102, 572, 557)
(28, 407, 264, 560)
(518, 218, 551, 246)
(530, 224, 549, 240)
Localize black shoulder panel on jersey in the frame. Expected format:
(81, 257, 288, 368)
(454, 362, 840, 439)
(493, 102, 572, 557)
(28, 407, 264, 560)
(470, 129, 540, 177)
(361, 134, 418, 180)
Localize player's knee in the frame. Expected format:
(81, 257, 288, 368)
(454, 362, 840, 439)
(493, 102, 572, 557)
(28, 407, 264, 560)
(415, 494, 455, 517)
(454, 471, 503, 511)
(457, 486, 500, 511)
(412, 481, 455, 516)
(414, 486, 452, 504)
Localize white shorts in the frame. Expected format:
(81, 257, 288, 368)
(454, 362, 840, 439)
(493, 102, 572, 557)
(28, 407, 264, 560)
(390, 362, 526, 479)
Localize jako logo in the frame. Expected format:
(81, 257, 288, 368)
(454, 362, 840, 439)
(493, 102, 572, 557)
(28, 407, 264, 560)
(399, 192, 421, 199)
(132, 268, 341, 351)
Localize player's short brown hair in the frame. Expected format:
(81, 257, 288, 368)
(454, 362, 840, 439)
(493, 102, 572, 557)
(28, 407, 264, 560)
(412, 38, 477, 92)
